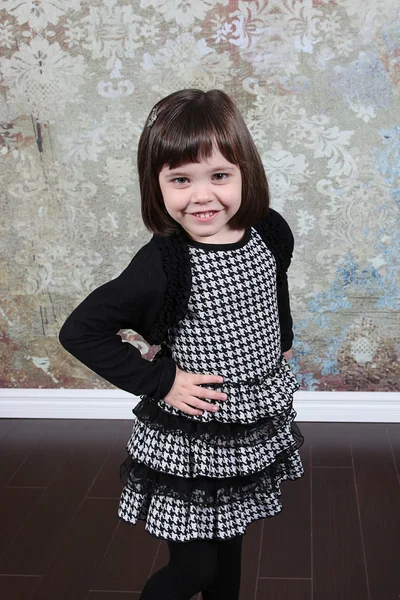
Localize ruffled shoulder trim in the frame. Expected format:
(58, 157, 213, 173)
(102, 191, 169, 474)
(147, 229, 191, 345)
(254, 208, 294, 284)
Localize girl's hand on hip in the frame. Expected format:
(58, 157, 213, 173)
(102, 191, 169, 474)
(164, 366, 227, 416)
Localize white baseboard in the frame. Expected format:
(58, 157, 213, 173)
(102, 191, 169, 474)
(0, 389, 399, 422)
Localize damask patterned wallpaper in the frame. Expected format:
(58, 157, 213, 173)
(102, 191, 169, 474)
(0, 1, 399, 393)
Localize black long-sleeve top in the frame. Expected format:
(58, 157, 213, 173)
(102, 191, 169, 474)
(59, 210, 295, 400)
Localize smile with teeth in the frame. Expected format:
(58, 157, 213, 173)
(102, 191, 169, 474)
(191, 211, 218, 219)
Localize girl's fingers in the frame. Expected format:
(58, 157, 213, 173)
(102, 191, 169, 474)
(190, 385, 227, 402)
(179, 405, 203, 416)
(179, 397, 219, 415)
(169, 370, 227, 415)
(194, 374, 224, 385)
(188, 396, 220, 412)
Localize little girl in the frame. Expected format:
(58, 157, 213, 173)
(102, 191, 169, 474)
(59, 89, 304, 600)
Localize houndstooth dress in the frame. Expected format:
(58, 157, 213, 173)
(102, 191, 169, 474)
(117, 226, 304, 542)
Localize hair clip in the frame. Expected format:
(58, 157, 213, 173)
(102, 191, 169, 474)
(147, 106, 158, 128)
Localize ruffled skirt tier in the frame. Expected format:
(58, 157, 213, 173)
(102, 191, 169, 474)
(117, 356, 304, 542)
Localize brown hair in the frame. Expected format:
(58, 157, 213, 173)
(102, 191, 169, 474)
(137, 89, 270, 236)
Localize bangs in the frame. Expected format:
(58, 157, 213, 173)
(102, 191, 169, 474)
(153, 106, 243, 172)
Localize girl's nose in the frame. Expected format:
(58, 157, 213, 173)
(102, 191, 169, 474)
(191, 184, 214, 201)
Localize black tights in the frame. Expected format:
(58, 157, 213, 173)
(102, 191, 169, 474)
(139, 535, 243, 600)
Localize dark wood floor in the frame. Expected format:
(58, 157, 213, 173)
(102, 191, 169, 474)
(0, 418, 399, 600)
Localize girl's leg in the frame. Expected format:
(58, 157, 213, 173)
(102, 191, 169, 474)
(202, 534, 244, 600)
(139, 538, 218, 600)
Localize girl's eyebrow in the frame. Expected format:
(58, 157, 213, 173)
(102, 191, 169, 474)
(166, 166, 237, 176)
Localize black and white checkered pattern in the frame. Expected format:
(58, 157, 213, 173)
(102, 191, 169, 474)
(118, 451, 304, 541)
(169, 229, 282, 380)
(154, 354, 299, 424)
(126, 407, 299, 478)
(117, 228, 304, 541)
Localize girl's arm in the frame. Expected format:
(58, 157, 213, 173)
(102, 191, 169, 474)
(59, 242, 176, 400)
(269, 209, 295, 358)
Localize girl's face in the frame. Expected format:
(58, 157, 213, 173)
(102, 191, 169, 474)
(158, 147, 242, 244)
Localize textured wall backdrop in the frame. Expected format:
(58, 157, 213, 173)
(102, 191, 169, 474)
(0, 0, 399, 393)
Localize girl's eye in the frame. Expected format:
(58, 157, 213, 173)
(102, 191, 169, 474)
(171, 173, 229, 184)
(213, 173, 229, 181)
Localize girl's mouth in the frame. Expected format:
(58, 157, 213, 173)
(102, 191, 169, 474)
(190, 211, 219, 221)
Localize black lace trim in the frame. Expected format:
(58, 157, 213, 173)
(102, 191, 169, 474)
(120, 439, 304, 507)
(132, 395, 302, 444)
(149, 227, 191, 345)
